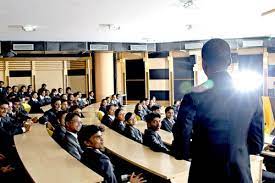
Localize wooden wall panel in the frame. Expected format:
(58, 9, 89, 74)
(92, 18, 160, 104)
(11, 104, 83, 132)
(0, 71, 4, 81)
(9, 77, 31, 87)
(35, 70, 63, 91)
(67, 60, 86, 70)
(148, 58, 168, 69)
(68, 76, 86, 94)
(8, 61, 31, 70)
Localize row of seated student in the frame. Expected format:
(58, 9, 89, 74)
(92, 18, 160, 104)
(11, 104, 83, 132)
(0, 98, 32, 182)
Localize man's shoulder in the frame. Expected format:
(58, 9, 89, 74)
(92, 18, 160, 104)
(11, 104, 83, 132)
(191, 80, 213, 94)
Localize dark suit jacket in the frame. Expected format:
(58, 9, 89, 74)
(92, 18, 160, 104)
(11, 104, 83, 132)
(52, 125, 66, 147)
(101, 115, 114, 127)
(0, 116, 24, 136)
(99, 106, 107, 114)
(143, 129, 169, 153)
(87, 97, 96, 105)
(0, 87, 6, 96)
(161, 118, 175, 132)
(11, 108, 31, 124)
(39, 108, 59, 128)
(29, 99, 43, 113)
(81, 148, 117, 183)
(110, 119, 125, 135)
(63, 131, 83, 160)
(172, 72, 263, 183)
(124, 125, 143, 143)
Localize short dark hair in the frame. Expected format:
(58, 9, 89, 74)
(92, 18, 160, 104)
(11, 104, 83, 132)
(11, 97, 21, 103)
(42, 83, 47, 87)
(66, 87, 71, 91)
(115, 108, 123, 117)
(78, 125, 104, 148)
(0, 81, 4, 84)
(51, 97, 61, 105)
(57, 111, 67, 122)
(151, 105, 160, 112)
(125, 112, 133, 122)
(165, 106, 174, 113)
(106, 104, 115, 113)
(69, 105, 80, 113)
(0, 98, 9, 106)
(61, 99, 67, 104)
(65, 112, 80, 123)
(202, 38, 231, 70)
(145, 113, 161, 123)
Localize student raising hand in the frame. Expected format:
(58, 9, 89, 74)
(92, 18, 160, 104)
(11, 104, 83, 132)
(130, 173, 146, 183)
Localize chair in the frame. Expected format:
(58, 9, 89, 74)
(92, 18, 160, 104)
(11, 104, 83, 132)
(97, 111, 105, 121)
(262, 96, 275, 134)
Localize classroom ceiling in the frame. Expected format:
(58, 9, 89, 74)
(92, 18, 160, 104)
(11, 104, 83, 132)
(0, 0, 275, 43)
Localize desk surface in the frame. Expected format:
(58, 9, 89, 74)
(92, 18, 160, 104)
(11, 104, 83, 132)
(40, 105, 51, 112)
(14, 124, 103, 183)
(102, 126, 190, 180)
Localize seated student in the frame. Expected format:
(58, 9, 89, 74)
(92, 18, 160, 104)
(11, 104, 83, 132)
(37, 83, 47, 97)
(110, 108, 125, 134)
(0, 81, 6, 96)
(24, 85, 33, 98)
(5, 86, 12, 98)
(69, 105, 84, 118)
(134, 103, 147, 121)
(50, 88, 58, 98)
(52, 111, 67, 146)
(29, 92, 43, 113)
(124, 112, 143, 143)
(63, 113, 83, 160)
(79, 125, 146, 183)
(110, 94, 118, 105)
(67, 94, 75, 107)
(44, 90, 52, 105)
(101, 104, 116, 127)
(61, 99, 69, 112)
(161, 106, 175, 132)
(18, 85, 26, 99)
(57, 88, 63, 97)
(10, 98, 31, 125)
(7, 86, 19, 100)
(172, 100, 181, 120)
(66, 87, 72, 95)
(150, 105, 161, 115)
(142, 98, 151, 114)
(116, 94, 123, 107)
(99, 99, 108, 114)
(39, 90, 46, 106)
(87, 91, 96, 105)
(73, 92, 82, 108)
(39, 97, 61, 129)
(0, 99, 32, 137)
(147, 99, 155, 111)
(106, 97, 111, 105)
(143, 113, 169, 153)
(60, 94, 68, 101)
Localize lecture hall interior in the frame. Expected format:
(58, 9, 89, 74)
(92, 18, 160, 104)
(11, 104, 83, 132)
(1, 0, 275, 183)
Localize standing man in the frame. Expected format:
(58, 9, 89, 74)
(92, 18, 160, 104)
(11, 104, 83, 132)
(172, 39, 263, 183)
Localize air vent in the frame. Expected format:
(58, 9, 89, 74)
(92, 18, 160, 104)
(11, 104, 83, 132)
(184, 42, 203, 50)
(242, 40, 263, 48)
(13, 44, 34, 51)
(130, 45, 148, 51)
(90, 44, 109, 51)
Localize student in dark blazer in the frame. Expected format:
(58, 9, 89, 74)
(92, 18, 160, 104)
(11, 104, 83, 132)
(0, 81, 6, 97)
(101, 104, 116, 127)
(52, 111, 67, 147)
(161, 106, 175, 132)
(79, 125, 145, 183)
(39, 98, 61, 129)
(110, 108, 125, 135)
(87, 91, 96, 105)
(28, 92, 43, 113)
(124, 112, 143, 143)
(99, 99, 108, 114)
(10, 98, 31, 125)
(63, 113, 83, 160)
(172, 39, 264, 183)
(0, 99, 31, 137)
(143, 113, 169, 153)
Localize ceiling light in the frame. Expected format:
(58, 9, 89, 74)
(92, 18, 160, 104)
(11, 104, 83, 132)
(22, 25, 37, 32)
(98, 24, 120, 31)
(178, 0, 193, 8)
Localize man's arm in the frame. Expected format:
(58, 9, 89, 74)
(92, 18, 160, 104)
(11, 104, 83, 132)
(172, 94, 196, 160)
(248, 98, 264, 155)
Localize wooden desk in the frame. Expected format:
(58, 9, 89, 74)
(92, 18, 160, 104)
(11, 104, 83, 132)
(40, 104, 51, 112)
(135, 120, 173, 146)
(28, 113, 43, 119)
(102, 126, 190, 181)
(14, 124, 103, 183)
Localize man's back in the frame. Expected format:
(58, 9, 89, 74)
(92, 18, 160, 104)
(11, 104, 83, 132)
(172, 72, 263, 183)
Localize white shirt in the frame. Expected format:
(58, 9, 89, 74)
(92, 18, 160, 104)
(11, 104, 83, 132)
(67, 131, 78, 140)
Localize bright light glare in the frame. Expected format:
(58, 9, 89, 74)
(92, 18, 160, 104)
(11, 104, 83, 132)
(231, 71, 262, 91)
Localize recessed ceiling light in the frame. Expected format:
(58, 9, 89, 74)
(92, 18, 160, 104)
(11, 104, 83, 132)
(98, 24, 120, 31)
(22, 25, 37, 32)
